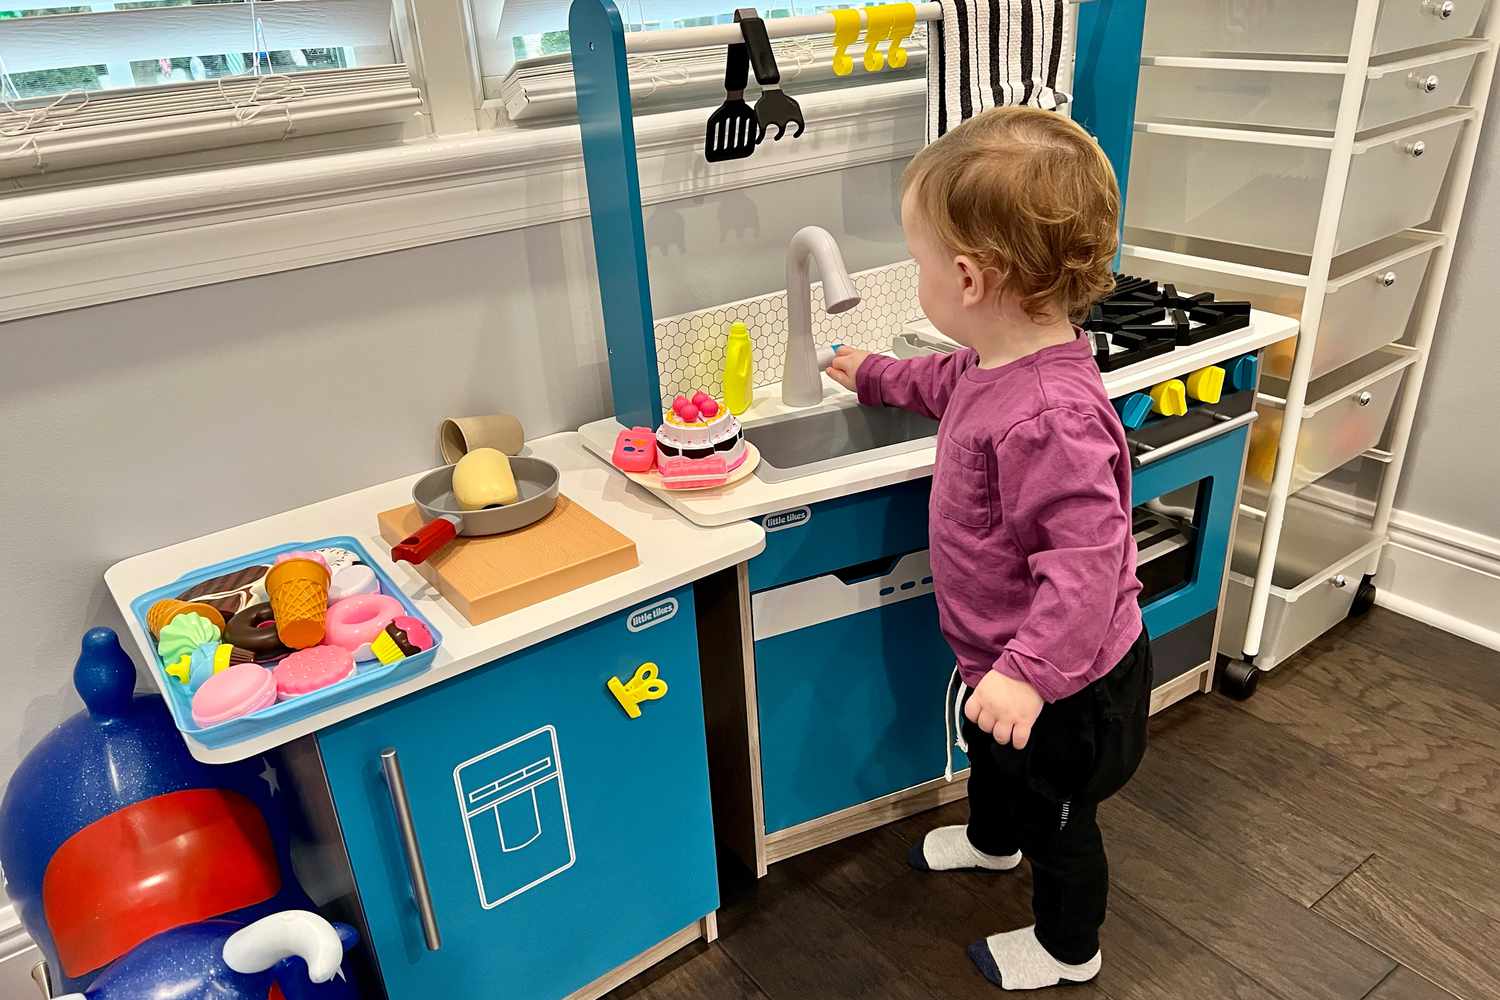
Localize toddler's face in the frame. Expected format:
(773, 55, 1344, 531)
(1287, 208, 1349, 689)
(902, 189, 973, 348)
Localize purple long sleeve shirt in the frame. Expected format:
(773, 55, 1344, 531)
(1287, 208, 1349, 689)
(857, 335, 1143, 703)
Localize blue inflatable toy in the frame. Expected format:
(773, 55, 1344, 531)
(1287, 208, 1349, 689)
(0, 628, 361, 997)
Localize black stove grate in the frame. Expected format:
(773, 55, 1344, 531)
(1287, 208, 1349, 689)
(1084, 275, 1252, 373)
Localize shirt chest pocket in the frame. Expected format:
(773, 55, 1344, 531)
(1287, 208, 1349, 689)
(936, 439, 992, 530)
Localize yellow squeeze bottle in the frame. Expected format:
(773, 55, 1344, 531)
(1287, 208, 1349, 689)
(723, 322, 754, 415)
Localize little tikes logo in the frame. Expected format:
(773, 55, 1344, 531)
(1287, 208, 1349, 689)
(627, 597, 679, 632)
(763, 507, 812, 532)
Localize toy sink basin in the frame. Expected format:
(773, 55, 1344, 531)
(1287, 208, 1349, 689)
(743, 401, 938, 484)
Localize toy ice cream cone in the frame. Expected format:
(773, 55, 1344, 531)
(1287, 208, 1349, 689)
(266, 558, 331, 650)
(146, 598, 225, 637)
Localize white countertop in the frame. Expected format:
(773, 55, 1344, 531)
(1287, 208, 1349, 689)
(580, 310, 1300, 527)
(105, 432, 766, 764)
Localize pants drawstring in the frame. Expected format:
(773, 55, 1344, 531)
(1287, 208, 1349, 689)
(944, 663, 968, 782)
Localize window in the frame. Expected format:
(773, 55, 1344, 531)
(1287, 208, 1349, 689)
(481, 0, 925, 124)
(1, 0, 422, 179)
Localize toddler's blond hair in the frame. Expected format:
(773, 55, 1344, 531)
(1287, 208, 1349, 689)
(903, 107, 1120, 322)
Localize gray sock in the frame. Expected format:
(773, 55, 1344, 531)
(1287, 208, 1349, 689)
(908, 825, 1022, 873)
(967, 925, 1101, 990)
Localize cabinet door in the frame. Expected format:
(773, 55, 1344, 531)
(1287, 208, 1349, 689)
(317, 587, 716, 1000)
(752, 552, 963, 833)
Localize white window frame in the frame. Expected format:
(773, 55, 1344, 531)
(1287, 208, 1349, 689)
(0, 0, 935, 323)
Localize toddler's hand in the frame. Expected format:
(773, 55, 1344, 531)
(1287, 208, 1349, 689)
(826, 346, 870, 392)
(966, 670, 1045, 749)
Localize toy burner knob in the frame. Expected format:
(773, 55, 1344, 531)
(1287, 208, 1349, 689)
(75, 627, 137, 721)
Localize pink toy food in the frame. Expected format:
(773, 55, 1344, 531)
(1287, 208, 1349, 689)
(274, 550, 329, 572)
(273, 645, 356, 701)
(324, 592, 404, 661)
(659, 454, 729, 489)
(328, 563, 380, 602)
(191, 662, 277, 727)
(611, 427, 657, 473)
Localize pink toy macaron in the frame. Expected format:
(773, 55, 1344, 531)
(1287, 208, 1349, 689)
(273, 645, 356, 701)
(324, 592, 405, 661)
(191, 662, 277, 727)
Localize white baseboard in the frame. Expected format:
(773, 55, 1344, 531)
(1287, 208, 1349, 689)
(1300, 485, 1500, 652)
(0, 904, 41, 998)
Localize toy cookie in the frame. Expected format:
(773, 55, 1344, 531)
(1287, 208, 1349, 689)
(328, 563, 380, 603)
(191, 663, 277, 727)
(324, 593, 404, 661)
(273, 646, 356, 701)
(370, 616, 434, 665)
(223, 603, 292, 662)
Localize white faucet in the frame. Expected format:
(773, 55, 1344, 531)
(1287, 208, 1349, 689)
(783, 226, 862, 407)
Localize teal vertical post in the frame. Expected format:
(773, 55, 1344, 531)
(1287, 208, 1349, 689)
(570, 0, 663, 428)
(1073, 0, 1148, 255)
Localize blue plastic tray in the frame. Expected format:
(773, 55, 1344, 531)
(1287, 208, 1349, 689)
(129, 536, 442, 750)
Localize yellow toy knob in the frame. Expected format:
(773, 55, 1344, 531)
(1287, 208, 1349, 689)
(607, 662, 668, 719)
(1150, 380, 1188, 417)
(1185, 366, 1225, 404)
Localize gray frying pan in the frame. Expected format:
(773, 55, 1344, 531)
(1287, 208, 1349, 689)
(392, 456, 561, 565)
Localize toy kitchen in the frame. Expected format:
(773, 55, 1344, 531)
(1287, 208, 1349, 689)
(0, 1, 1315, 999)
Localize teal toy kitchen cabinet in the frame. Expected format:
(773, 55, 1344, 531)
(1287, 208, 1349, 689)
(315, 587, 717, 1000)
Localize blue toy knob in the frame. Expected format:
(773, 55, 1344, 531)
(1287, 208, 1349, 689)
(75, 627, 137, 721)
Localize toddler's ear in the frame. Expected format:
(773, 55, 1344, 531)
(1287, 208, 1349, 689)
(953, 254, 992, 308)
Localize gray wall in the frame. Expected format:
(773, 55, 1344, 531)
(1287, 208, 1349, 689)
(1392, 95, 1500, 538)
(0, 160, 907, 825)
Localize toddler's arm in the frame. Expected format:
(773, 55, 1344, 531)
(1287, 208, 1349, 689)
(993, 409, 1133, 703)
(826, 347, 969, 421)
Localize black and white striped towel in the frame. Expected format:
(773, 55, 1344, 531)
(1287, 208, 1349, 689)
(926, 0, 1072, 143)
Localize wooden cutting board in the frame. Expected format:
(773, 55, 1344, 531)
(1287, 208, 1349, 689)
(377, 495, 639, 625)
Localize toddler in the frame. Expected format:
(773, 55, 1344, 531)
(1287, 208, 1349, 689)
(827, 107, 1151, 991)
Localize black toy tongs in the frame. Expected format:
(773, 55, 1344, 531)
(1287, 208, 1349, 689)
(735, 8, 805, 142)
(705, 40, 763, 161)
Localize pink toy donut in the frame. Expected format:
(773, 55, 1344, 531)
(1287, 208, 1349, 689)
(274, 645, 356, 701)
(191, 663, 277, 727)
(324, 593, 405, 661)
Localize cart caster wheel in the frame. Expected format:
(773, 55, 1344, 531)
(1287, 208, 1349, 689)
(1219, 657, 1259, 700)
(1349, 575, 1377, 618)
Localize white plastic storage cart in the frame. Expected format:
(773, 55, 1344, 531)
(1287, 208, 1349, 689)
(1121, 0, 1499, 695)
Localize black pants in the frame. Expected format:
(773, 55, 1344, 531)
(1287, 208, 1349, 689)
(962, 629, 1152, 965)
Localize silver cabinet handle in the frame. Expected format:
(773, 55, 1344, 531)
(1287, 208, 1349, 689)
(1411, 72, 1441, 93)
(1332, 575, 1349, 589)
(1406, 140, 1427, 158)
(1378, 271, 1398, 287)
(1357, 391, 1374, 407)
(1132, 409, 1258, 468)
(382, 748, 442, 951)
(1424, 0, 1456, 17)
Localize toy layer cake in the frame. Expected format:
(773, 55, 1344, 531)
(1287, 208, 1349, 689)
(657, 391, 747, 470)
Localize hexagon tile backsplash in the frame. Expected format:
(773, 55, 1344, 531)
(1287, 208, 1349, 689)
(655, 259, 921, 407)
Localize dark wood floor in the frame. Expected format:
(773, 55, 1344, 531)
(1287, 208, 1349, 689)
(607, 608, 1500, 1000)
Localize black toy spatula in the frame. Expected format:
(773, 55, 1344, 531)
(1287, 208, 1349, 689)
(705, 42, 763, 162)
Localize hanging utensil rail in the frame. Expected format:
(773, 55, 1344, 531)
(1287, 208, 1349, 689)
(624, 0, 1094, 55)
